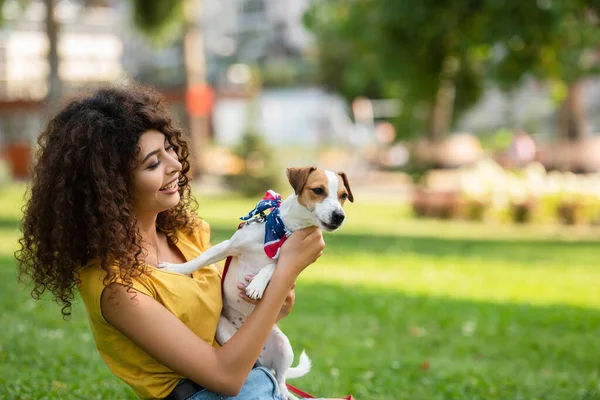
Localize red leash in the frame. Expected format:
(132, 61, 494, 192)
(286, 384, 354, 399)
(286, 383, 319, 398)
(221, 255, 233, 291)
(286, 383, 315, 398)
(220, 222, 245, 291)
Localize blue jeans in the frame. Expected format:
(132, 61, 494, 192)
(183, 366, 319, 400)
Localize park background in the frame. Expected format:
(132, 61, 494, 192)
(1, 1, 600, 399)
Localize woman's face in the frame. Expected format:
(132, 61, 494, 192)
(130, 130, 182, 218)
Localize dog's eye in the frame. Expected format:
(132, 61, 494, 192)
(340, 193, 348, 200)
(312, 188, 324, 195)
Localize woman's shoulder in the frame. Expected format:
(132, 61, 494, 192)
(77, 261, 156, 303)
(78, 261, 164, 323)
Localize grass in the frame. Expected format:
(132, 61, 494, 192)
(1, 182, 600, 399)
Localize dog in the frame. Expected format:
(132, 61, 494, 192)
(159, 166, 353, 399)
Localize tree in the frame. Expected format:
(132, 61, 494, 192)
(44, 0, 60, 110)
(304, 0, 491, 141)
(303, 1, 385, 102)
(305, 0, 600, 143)
(485, 1, 600, 141)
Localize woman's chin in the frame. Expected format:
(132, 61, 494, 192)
(158, 193, 181, 211)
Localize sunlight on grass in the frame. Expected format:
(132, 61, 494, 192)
(192, 183, 600, 310)
(5, 180, 598, 309)
(300, 252, 600, 309)
(2, 181, 600, 399)
(3, 181, 600, 310)
(0, 229, 19, 254)
(0, 181, 27, 218)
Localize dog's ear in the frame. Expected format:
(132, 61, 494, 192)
(338, 171, 354, 202)
(286, 167, 317, 195)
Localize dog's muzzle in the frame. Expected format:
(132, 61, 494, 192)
(319, 211, 345, 231)
(331, 211, 345, 226)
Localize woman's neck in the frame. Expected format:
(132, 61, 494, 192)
(136, 213, 161, 252)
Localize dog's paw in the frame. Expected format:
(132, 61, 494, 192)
(245, 280, 266, 299)
(157, 262, 174, 271)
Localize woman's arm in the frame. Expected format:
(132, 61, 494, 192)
(101, 227, 324, 396)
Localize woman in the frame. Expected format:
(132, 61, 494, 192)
(16, 84, 330, 399)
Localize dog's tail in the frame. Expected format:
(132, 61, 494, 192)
(285, 350, 312, 379)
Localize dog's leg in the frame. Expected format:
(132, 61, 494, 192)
(245, 263, 276, 300)
(258, 326, 298, 400)
(159, 239, 236, 275)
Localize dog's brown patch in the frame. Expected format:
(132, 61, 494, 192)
(337, 171, 354, 203)
(286, 167, 317, 198)
(296, 169, 329, 209)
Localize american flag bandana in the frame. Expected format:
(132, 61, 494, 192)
(240, 190, 291, 259)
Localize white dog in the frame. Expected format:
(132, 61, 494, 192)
(159, 166, 353, 399)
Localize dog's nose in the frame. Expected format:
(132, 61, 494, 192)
(331, 212, 345, 225)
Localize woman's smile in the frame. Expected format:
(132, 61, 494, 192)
(159, 177, 179, 194)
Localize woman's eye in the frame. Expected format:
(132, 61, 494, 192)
(166, 145, 175, 152)
(312, 188, 324, 195)
(148, 161, 160, 170)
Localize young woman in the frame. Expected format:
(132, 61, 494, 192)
(16, 84, 332, 400)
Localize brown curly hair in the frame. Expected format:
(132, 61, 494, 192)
(16, 84, 198, 318)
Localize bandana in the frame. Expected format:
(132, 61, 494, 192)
(240, 190, 291, 259)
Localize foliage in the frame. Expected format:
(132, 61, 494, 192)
(304, 0, 493, 139)
(222, 130, 282, 197)
(303, 1, 384, 101)
(304, 0, 600, 140)
(2, 184, 600, 399)
(129, 0, 185, 47)
(484, 2, 600, 141)
(485, 1, 600, 91)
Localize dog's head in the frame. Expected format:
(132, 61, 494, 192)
(286, 167, 353, 232)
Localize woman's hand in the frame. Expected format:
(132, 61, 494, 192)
(278, 227, 325, 277)
(238, 274, 295, 322)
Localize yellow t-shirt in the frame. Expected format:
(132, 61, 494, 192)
(77, 220, 222, 400)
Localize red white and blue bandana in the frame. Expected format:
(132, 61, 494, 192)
(240, 190, 291, 259)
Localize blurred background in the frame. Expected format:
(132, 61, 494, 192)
(1, 0, 600, 222)
(1, 1, 600, 399)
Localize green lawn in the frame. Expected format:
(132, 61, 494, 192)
(1, 182, 600, 399)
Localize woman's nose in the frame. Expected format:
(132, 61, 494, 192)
(167, 154, 182, 174)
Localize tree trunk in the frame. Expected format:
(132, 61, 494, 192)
(427, 83, 456, 142)
(44, 0, 61, 112)
(557, 80, 587, 142)
(183, 0, 210, 178)
(426, 56, 458, 142)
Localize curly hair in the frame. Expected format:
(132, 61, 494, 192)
(15, 84, 198, 318)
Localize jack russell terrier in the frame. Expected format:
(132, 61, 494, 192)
(159, 166, 353, 400)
